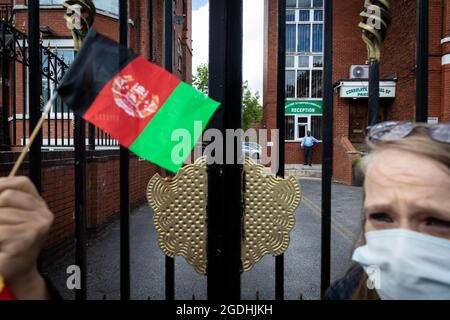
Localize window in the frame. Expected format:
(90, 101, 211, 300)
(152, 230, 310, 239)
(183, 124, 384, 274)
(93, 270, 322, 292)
(297, 24, 311, 52)
(285, 2, 323, 99)
(286, 25, 296, 53)
(298, 56, 309, 68)
(311, 70, 323, 98)
(312, 24, 323, 52)
(297, 70, 309, 98)
(287, 10, 296, 22)
(314, 10, 323, 21)
(287, 0, 297, 8)
(311, 115, 323, 140)
(286, 56, 295, 68)
(42, 48, 74, 113)
(313, 0, 324, 8)
(298, 0, 311, 8)
(313, 55, 323, 67)
(285, 115, 323, 141)
(297, 117, 308, 139)
(286, 71, 296, 98)
(298, 10, 310, 22)
(286, 116, 295, 141)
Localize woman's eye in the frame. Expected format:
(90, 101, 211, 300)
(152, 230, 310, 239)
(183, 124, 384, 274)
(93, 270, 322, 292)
(369, 213, 393, 223)
(425, 218, 450, 229)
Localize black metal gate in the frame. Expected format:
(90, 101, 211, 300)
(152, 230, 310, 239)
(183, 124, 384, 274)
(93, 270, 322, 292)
(0, 0, 430, 301)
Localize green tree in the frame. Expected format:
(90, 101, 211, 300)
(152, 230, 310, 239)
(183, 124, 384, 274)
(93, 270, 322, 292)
(192, 63, 209, 95)
(193, 64, 263, 130)
(242, 81, 263, 131)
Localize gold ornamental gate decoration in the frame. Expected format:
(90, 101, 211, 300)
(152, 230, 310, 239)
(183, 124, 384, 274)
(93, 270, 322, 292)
(147, 157, 302, 275)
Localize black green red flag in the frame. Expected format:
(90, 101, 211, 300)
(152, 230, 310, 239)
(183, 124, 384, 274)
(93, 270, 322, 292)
(57, 28, 220, 172)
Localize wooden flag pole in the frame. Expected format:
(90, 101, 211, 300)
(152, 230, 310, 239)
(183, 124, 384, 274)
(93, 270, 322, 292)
(9, 93, 58, 177)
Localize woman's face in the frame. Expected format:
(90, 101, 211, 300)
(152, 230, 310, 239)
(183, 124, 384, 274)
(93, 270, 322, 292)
(363, 149, 450, 240)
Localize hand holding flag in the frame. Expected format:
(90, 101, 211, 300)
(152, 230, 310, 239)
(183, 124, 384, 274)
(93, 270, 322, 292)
(0, 177, 54, 300)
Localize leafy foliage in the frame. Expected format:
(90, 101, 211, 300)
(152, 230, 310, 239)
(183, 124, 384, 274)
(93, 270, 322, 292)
(193, 64, 263, 130)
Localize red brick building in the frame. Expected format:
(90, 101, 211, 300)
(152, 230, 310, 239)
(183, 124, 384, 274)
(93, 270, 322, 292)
(264, 0, 450, 184)
(0, 0, 192, 255)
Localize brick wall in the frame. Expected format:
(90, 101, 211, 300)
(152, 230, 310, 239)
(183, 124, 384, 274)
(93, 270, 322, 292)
(263, 0, 448, 185)
(442, 0, 450, 121)
(331, 1, 368, 184)
(380, 0, 417, 121)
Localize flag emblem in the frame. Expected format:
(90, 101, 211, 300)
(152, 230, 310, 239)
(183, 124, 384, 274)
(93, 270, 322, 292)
(112, 75, 160, 119)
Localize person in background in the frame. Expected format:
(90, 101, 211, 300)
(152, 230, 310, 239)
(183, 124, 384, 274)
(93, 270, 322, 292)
(325, 121, 450, 300)
(0, 177, 56, 300)
(301, 131, 321, 167)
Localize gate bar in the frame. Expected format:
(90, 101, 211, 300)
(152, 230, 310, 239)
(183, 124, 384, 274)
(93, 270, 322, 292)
(321, 0, 333, 299)
(164, 0, 175, 301)
(207, 0, 243, 301)
(1, 56, 9, 147)
(119, 0, 131, 301)
(74, 53, 87, 299)
(275, 0, 286, 301)
(148, 0, 153, 61)
(28, 0, 42, 190)
(416, 0, 429, 122)
(368, 60, 380, 126)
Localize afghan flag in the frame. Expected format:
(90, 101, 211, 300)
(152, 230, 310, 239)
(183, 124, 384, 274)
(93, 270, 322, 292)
(57, 28, 220, 172)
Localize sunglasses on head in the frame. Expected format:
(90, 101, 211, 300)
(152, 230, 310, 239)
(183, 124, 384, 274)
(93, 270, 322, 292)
(367, 121, 450, 144)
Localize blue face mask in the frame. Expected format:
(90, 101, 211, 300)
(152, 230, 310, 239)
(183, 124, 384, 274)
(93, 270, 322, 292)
(352, 229, 450, 300)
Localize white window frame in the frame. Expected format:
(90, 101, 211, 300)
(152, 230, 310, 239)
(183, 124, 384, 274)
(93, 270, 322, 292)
(286, 3, 323, 100)
(285, 114, 322, 142)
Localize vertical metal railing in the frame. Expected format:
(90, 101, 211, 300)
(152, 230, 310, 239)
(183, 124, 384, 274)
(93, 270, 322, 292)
(321, 0, 333, 299)
(275, 0, 286, 301)
(1, 54, 9, 147)
(22, 35, 27, 148)
(12, 55, 16, 146)
(368, 60, 380, 126)
(207, 0, 243, 301)
(119, 0, 131, 301)
(416, 0, 429, 122)
(163, 0, 175, 302)
(73, 1, 88, 300)
(148, 0, 153, 62)
(28, 0, 42, 190)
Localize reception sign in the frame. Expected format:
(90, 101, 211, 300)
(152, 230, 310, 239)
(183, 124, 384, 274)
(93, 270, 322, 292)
(285, 100, 323, 115)
(339, 81, 397, 98)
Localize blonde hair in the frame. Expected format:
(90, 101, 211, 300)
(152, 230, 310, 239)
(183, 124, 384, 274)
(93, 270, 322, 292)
(355, 123, 450, 247)
(360, 124, 450, 174)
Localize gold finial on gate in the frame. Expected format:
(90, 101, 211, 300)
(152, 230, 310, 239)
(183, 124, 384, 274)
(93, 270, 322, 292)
(147, 157, 302, 275)
(359, 0, 391, 62)
(63, 0, 96, 52)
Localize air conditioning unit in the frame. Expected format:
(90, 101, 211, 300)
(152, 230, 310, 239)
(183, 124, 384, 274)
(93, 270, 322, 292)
(350, 65, 369, 79)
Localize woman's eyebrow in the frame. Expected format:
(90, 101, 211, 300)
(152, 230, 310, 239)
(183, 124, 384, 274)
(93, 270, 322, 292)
(362, 204, 392, 215)
(409, 204, 450, 219)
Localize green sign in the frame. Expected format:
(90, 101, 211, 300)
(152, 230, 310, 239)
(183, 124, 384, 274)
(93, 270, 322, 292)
(285, 100, 323, 115)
